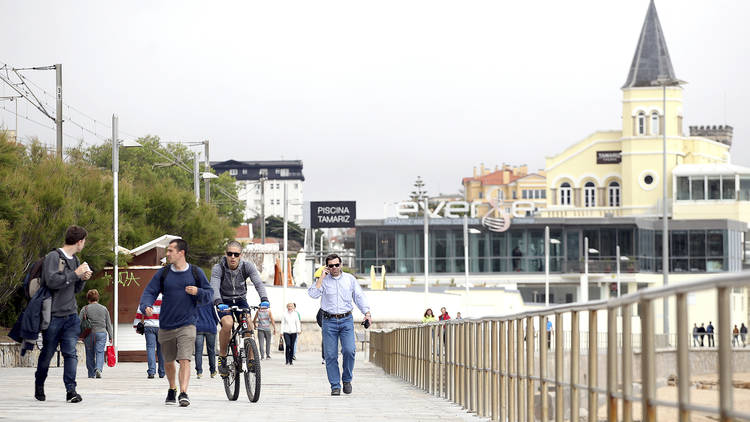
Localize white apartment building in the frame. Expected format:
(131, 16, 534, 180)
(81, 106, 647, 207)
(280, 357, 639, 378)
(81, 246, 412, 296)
(211, 160, 305, 225)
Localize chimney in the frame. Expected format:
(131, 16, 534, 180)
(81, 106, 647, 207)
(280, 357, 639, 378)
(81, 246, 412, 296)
(473, 166, 477, 178)
(689, 125, 733, 147)
(480, 163, 485, 175)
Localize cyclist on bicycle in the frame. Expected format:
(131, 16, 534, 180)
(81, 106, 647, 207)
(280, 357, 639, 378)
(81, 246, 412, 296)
(211, 241, 269, 377)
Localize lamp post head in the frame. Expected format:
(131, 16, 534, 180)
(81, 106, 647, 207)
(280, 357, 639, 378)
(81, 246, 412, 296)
(201, 172, 218, 180)
(588, 248, 599, 254)
(119, 139, 142, 148)
(550, 239, 561, 245)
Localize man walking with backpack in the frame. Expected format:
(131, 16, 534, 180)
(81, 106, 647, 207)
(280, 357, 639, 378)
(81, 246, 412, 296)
(138, 239, 213, 407)
(34, 225, 92, 403)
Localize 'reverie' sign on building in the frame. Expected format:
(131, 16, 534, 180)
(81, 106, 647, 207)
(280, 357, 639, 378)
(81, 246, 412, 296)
(310, 201, 356, 228)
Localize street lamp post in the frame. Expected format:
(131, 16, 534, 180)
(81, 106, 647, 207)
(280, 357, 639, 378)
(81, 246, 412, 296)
(462, 215, 481, 298)
(544, 226, 561, 307)
(112, 114, 141, 358)
(615, 245, 631, 299)
(424, 199, 429, 307)
(582, 236, 599, 303)
(652, 76, 686, 336)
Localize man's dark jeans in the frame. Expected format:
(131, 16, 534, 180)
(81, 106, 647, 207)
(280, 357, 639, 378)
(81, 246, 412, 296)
(35, 314, 80, 392)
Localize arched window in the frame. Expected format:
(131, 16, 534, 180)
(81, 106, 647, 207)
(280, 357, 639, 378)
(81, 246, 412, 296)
(608, 181, 621, 207)
(559, 182, 571, 206)
(584, 181, 596, 207)
(650, 112, 659, 135)
(637, 112, 646, 135)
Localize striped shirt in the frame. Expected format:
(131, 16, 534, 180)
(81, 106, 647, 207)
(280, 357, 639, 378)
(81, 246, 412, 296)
(133, 293, 162, 328)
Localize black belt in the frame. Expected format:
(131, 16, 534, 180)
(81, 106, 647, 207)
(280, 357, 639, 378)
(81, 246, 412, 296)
(323, 311, 352, 319)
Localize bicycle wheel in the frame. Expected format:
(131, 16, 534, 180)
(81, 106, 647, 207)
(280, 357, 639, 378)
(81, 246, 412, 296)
(243, 337, 261, 402)
(223, 342, 241, 401)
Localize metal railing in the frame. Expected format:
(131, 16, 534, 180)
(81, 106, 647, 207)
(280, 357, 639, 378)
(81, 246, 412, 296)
(368, 271, 750, 422)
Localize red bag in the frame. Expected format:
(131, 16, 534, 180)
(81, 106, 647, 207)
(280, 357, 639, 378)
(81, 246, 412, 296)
(106, 343, 116, 367)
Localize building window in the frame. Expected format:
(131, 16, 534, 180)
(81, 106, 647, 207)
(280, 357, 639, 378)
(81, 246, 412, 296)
(637, 112, 646, 135)
(294, 183, 299, 189)
(650, 112, 659, 135)
(559, 183, 571, 206)
(541, 190, 546, 199)
(259, 168, 268, 177)
(644, 175, 654, 185)
(741, 177, 750, 201)
(676, 177, 690, 200)
(513, 191, 517, 200)
(242, 169, 247, 174)
(708, 177, 721, 200)
(276, 183, 280, 189)
(584, 181, 596, 207)
(722, 175, 736, 200)
(478, 191, 483, 199)
(691, 177, 705, 200)
(522, 190, 528, 199)
(608, 181, 620, 207)
(229, 169, 238, 176)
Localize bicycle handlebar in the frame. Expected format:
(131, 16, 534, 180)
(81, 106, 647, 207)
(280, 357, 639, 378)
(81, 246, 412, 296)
(218, 305, 259, 313)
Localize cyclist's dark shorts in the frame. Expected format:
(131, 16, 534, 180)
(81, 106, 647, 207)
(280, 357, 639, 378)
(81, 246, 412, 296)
(220, 297, 249, 319)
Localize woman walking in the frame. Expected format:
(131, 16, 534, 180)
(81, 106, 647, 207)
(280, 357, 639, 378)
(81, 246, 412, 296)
(253, 302, 277, 359)
(79, 289, 113, 378)
(282, 303, 301, 365)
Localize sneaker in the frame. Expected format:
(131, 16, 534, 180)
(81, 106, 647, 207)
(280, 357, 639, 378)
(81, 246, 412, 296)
(331, 388, 341, 396)
(148, 374, 155, 379)
(343, 382, 352, 394)
(218, 356, 229, 377)
(210, 371, 217, 378)
(178, 392, 190, 407)
(165, 388, 177, 405)
(322, 360, 325, 365)
(197, 373, 202, 379)
(266, 355, 271, 359)
(66, 390, 83, 403)
(95, 370, 102, 379)
(34, 384, 45, 401)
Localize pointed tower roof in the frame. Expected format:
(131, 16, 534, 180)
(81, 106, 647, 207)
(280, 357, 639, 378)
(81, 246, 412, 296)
(622, 0, 677, 88)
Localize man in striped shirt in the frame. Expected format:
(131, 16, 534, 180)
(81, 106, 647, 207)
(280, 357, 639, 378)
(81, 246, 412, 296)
(134, 293, 165, 379)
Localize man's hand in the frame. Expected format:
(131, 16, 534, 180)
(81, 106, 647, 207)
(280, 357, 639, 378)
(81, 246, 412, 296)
(365, 312, 372, 324)
(185, 285, 198, 295)
(74, 264, 91, 279)
(145, 307, 154, 317)
(316, 269, 329, 288)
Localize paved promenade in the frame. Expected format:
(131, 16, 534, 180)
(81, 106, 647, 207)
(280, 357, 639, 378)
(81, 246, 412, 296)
(0, 351, 486, 422)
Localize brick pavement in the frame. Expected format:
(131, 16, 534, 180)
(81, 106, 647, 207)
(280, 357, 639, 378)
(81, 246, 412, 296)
(0, 351, 487, 422)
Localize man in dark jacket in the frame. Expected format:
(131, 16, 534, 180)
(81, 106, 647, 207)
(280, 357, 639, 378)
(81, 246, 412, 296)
(211, 241, 268, 377)
(34, 225, 92, 403)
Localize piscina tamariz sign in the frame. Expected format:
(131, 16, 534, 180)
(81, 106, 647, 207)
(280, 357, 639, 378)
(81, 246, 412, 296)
(310, 201, 356, 228)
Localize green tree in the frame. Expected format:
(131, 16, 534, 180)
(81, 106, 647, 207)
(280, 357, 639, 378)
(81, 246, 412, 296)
(0, 134, 235, 326)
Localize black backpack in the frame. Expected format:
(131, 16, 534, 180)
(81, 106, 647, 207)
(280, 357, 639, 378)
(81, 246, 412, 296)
(157, 265, 202, 294)
(23, 250, 66, 299)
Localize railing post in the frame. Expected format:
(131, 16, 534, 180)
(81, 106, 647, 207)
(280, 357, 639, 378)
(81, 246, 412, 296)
(500, 320, 508, 422)
(571, 310, 580, 422)
(469, 322, 476, 413)
(492, 320, 500, 421)
(608, 306, 618, 422)
(622, 304, 633, 422)
(641, 299, 656, 422)
(718, 287, 733, 422)
(676, 292, 690, 422)
(589, 310, 598, 422)
(449, 323, 455, 403)
(540, 315, 548, 422)
(526, 316, 534, 422)
(460, 321, 466, 409)
(555, 313, 563, 422)
(508, 319, 516, 422)
(485, 320, 491, 418)
(517, 317, 525, 422)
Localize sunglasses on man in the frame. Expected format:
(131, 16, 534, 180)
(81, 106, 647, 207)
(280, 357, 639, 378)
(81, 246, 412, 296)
(327, 263, 340, 268)
(226, 252, 241, 258)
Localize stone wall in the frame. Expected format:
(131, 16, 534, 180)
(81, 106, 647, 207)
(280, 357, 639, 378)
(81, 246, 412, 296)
(0, 342, 87, 368)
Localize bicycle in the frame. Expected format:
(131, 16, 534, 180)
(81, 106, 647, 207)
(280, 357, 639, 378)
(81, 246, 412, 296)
(219, 305, 261, 402)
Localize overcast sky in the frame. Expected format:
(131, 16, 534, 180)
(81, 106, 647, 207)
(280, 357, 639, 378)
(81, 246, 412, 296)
(2, 0, 748, 219)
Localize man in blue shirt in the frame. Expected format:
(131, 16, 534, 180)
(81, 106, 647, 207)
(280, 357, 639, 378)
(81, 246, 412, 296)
(308, 254, 371, 396)
(139, 239, 212, 407)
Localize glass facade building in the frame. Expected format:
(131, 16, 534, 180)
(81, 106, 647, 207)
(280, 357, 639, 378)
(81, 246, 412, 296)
(356, 218, 746, 276)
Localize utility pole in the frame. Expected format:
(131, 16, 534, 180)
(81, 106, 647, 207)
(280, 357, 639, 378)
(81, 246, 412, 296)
(193, 152, 200, 204)
(260, 176, 266, 244)
(55, 64, 62, 159)
(203, 140, 210, 202)
(112, 114, 119, 354)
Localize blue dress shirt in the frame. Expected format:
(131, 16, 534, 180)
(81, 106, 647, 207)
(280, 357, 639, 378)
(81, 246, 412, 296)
(308, 272, 370, 315)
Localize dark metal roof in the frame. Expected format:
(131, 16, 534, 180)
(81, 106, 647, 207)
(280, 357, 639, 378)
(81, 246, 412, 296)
(622, 0, 677, 88)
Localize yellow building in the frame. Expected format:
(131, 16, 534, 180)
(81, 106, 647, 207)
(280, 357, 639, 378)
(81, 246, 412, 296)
(543, 3, 748, 226)
(462, 163, 546, 217)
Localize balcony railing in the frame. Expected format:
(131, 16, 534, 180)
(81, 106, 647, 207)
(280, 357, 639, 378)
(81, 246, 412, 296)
(368, 271, 750, 421)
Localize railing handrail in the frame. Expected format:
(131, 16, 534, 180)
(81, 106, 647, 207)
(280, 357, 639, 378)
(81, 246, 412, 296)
(371, 271, 750, 329)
